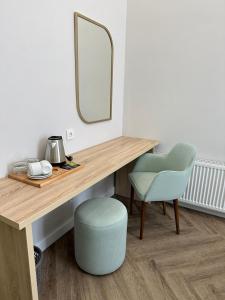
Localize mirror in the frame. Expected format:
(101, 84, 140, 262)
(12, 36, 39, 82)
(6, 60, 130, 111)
(74, 13, 113, 124)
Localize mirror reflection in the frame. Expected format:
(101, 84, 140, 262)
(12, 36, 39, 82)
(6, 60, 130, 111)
(74, 13, 113, 123)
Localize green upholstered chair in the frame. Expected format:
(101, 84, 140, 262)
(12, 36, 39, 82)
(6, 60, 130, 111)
(129, 143, 196, 239)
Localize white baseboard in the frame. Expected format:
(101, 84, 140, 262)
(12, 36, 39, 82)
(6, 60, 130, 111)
(35, 187, 115, 251)
(180, 201, 225, 219)
(35, 217, 74, 251)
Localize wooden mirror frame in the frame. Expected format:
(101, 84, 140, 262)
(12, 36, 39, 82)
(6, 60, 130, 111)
(74, 12, 114, 124)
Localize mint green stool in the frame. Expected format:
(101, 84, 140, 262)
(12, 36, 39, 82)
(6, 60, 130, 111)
(74, 197, 128, 275)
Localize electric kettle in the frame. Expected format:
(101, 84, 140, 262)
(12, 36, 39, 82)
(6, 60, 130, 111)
(45, 136, 66, 165)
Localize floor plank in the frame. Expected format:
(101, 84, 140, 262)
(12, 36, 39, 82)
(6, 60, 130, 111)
(38, 199, 225, 300)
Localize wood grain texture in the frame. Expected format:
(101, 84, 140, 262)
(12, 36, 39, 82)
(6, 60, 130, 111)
(140, 201, 146, 240)
(0, 136, 159, 230)
(0, 222, 38, 300)
(8, 165, 83, 188)
(173, 199, 180, 234)
(115, 160, 135, 198)
(130, 185, 134, 215)
(162, 201, 166, 215)
(38, 199, 225, 300)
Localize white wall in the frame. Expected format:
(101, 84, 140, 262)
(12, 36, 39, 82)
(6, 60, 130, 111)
(124, 0, 225, 161)
(0, 0, 127, 249)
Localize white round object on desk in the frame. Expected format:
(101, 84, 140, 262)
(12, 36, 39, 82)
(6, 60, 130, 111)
(40, 160, 52, 175)
(27, 162, 42, 176)
(27, 161, 52, 176)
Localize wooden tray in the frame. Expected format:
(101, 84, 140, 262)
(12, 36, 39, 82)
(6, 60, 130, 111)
(8, 164, 83, 188)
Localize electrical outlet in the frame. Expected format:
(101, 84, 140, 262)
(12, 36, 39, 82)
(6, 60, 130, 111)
(66, 128, 75, 140)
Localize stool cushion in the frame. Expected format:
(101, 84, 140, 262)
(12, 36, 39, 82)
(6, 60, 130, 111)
(74, 197, 127, 275)
(76, 197, 127, 227)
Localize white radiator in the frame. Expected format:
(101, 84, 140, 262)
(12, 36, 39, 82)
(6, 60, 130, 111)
(181, 159, 225, 213)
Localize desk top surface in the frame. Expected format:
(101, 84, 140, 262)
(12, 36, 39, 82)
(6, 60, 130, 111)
(0, 136, 159, 230)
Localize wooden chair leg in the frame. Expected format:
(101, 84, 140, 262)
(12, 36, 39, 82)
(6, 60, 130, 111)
(130, 185, 134, 215)
(162, 201, 166, 215)
(173, 199, 180, 234)
(140, 201, 146, 240)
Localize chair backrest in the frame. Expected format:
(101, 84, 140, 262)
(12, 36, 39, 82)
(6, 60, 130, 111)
(166, 143, 196, 171)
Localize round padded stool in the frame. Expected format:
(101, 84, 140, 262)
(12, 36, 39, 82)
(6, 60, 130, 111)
(74, 197, 128, 275)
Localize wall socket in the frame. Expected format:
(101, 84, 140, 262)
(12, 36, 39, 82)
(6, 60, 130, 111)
(66, 128, 75, 140)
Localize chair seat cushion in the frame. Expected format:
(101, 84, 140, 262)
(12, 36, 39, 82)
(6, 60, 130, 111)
(129, 172, 157, 201)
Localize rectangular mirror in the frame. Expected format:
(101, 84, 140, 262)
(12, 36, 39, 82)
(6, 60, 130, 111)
(74, 13, 113, 124)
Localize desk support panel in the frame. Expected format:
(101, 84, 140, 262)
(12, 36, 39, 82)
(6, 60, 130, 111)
(0, 222, 38, 300)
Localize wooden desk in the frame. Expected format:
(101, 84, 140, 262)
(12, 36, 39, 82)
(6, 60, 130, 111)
(0, 136, 159, 300)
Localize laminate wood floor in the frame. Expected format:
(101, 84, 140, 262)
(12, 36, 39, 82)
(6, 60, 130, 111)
(38, 199, 225, 300)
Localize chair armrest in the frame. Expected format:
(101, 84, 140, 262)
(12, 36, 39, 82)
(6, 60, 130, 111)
(133, 153, 167, 173)
(145, 170, 189, 201)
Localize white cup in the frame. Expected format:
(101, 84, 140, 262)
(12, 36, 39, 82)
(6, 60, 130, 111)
(40, 160, 52, 175)
(28, 161, 52, 176)
(27, 162, 42, 176)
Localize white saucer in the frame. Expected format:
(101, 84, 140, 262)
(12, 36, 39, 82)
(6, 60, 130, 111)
(27, 172, 52, 180)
